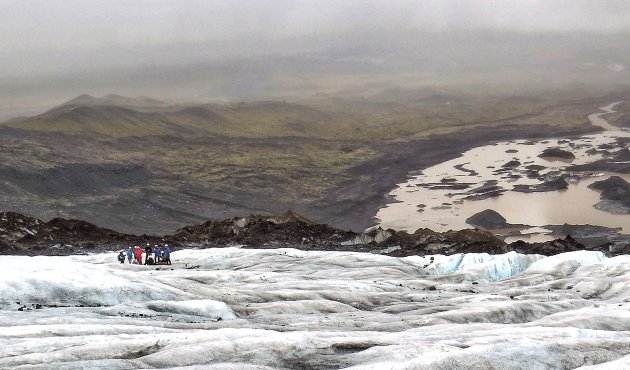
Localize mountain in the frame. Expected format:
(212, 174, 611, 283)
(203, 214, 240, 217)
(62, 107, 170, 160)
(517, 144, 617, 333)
(59, 94, 98, 106)
(55, 94, 168, 110)
(17, 104, 195, 137)
(4, 95, 338, 138)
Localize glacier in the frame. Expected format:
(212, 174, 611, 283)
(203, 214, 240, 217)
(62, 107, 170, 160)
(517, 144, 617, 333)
(0, 248, 629, 369)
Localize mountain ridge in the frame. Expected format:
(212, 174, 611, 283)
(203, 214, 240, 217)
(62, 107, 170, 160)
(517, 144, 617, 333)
(3, 94, 340, 138)
(54, 94, 168, 111)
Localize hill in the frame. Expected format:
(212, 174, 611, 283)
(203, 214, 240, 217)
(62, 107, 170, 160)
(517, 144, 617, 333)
(15, 104, 194, 137)
(6, 96, 343, 139)
(56, 94, 168, 110)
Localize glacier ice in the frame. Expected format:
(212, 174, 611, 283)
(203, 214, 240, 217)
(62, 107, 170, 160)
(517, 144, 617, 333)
(1, 248, 629, 369)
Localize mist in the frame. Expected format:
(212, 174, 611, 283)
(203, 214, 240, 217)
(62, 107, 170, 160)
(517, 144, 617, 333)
(1, 0, 629, 119)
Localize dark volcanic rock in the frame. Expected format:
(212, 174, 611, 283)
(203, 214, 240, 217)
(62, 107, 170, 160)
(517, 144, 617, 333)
(588, 176, 630, 213)
(464, 181, 505, 200)
(0, 211, 163, 255)
(453, 163, 478, 176)
(385, 229, 613, 257)
(0, 212, 44, 243)
(1, 210, 626, 258)
(543, 223, 625, 248)
(616, 148, 630, 161)
(598, 143, 616, 150)
(589, 176, 630, 202)
(613, 243, 630, 255)
(513, 177, 569, 193)
(570, 149, 630, 174)
(502, 160, 521, 168)
(525, 165, 547, 171)
(465, 209, 509, 229)
(168, 210, 355, 248)
(526, 170, 540, 179)
(386, 228, 507, 257)
(464, 191, 505, 201)
(39, 218, 120, 240)
(507, 235, 591, 256)
(538, 148, 576, 160)
(422, 182, 472, 190)
(0, 239, 19, 253)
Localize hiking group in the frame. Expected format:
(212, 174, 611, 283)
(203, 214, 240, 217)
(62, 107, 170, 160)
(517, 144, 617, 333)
(117, 243, 172, 265)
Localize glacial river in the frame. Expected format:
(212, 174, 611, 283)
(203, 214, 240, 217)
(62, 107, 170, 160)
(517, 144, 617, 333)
(376, 102, 630, 240)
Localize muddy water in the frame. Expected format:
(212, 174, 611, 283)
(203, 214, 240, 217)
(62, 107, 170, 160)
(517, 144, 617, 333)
(376, 103, 630, 239)
(377, 172, 630, 233)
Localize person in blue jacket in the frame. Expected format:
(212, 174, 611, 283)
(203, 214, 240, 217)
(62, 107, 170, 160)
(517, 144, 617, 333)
(126, 248, 133, 264)
(164, 244, 172, 265)
(154, 245, 161, 264)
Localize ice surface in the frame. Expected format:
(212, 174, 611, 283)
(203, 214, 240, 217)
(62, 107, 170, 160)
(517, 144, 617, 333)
(1, 248, 630, 369)
(407, 251, 544, 281)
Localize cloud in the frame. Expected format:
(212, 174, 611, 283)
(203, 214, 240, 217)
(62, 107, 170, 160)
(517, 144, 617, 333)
(607, 64, 627, 73)
(0, 0, 629, 118)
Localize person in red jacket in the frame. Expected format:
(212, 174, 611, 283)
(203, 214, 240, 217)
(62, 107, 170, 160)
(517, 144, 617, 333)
(134, 246, 143, 265)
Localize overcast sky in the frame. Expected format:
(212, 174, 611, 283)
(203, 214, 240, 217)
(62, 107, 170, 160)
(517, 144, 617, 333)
(1, 0, 629, 118)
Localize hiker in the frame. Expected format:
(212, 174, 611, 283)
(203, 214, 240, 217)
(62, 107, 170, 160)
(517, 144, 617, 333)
(126, 248, 133, 264)
(117, 251, 125, 264)
(163, 244, 172, 265)
(134, 246, 143, 265)
(154, 245, 161, 264)
(144, 244, 153, 265)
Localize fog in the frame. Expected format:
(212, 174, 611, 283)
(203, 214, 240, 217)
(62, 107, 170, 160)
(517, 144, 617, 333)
(1, 0, 629, 119)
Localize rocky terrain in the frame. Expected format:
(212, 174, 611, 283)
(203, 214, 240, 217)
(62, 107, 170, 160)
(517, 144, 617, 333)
(465, 209, 525, 230)
(1, 211, 627, 258)
(538, 147, 576, 160)
(0, 211, 161, 255)
(462, 208, 630, 252)
(571, 145, 630, 174)
(588, 175, 630, 214)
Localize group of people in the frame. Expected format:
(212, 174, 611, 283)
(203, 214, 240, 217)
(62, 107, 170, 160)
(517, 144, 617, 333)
(117, 243, 172, 265)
